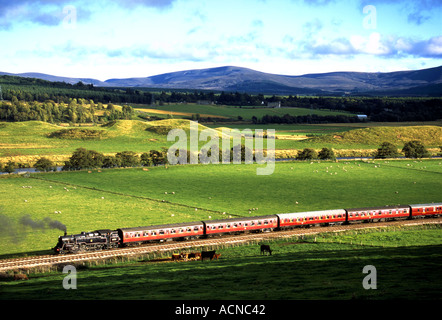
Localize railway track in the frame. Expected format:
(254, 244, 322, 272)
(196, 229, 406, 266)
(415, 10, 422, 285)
(1, 217, 440, 273)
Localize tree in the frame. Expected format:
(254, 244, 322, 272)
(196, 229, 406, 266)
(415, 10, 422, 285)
(3, 160, 16, 173)
(34, 157, 55, 172)
(116, 151, 139, 167)
(296, 148, 317, 160)
(102, 155, 119, 168)
(402, 141, 430, 158)
(374, 142, 400, 159)
(318, 147, 336, 160)
(63, 148, 104, 170)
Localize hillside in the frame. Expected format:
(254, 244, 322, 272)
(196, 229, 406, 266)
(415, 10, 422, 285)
(310, 126, 442, 146)
(0, 119, 225, 165)
(2, 65, 441, 95)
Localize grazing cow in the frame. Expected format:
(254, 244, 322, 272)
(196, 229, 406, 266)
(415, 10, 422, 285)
(13, 274, 28, 281)
(201, 250, 216, 261)
(213, 253, 221, 260)
(260, 244, 272, 255)
(188, 252, 201, 260)
(172, 253, 181, 261)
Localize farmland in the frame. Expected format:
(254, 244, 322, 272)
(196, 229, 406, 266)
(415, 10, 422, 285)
(1, 119, 441, 167)
(0, 159, 441, 257)
(1, 110, 441, 302)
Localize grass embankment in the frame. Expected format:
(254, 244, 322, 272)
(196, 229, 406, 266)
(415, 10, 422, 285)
(1, 225, 441, 300)
(1, 160, 441, 256)
(1, 120, 441, 165)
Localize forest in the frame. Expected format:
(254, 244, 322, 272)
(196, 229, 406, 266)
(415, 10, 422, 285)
(1, 74, 441, 123)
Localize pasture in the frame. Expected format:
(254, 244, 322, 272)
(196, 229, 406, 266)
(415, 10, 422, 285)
(134, 103, 356, 121)
(1, 120, 441, 166)
(0, 159, 441, 256)
(1, 225, 441, 300)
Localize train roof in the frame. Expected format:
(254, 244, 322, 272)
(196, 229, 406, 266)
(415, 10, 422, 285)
(346, 205, 410, 212)
(205, 215, 277, 225)
(277, 209, 346, 218)
(409, 203, 442, 208)
(118, 221, 204, 232)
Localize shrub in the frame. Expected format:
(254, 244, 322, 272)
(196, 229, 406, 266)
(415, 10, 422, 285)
(34, 157, 55, 172)
(375, 142, 400, 159)
(296, 148, 318, 160)
(318, 147, 336, 160)
(402, 141, 430, 158)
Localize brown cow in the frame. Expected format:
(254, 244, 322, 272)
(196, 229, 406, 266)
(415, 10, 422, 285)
(13, 273, 28, 281)
(213, 253, 221, 260)
(172, 253, 181, 261)
(187, 252, 201, 260)
(201, 250, 216, 261)
(260, 244, 272, 255)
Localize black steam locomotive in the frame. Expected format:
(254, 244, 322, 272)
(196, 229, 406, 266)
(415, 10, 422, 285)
(53, 229, 120, 254)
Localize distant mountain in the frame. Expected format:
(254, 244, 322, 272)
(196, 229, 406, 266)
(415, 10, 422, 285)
(0, 71, 106, 86)
(2, 65, 441, 95)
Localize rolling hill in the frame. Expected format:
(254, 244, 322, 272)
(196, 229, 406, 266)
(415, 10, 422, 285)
(2, 65, 441, 95)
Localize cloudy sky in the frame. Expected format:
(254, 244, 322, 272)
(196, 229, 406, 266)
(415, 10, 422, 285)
(1, 0, 441, 80)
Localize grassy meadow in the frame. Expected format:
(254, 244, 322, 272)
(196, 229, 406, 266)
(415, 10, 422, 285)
(0, 159, 441, 257)
(134, 103, 356, 121)
(1, 120, 441, 167)
(1, 114, 442, 302)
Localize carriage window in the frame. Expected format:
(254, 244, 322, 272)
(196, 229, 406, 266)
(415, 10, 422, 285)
(226, 224, 231, 229)
(143, 231, 149, 236)
(159, 230, 165, 235)
(151, 231, 156, 236)
(194, 227, 199, 231)
(264, 220, 268, 225)
(258, 221, 262, 225)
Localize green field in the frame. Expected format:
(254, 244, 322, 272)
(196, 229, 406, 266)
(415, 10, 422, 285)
(1, 120, 441, 166)
(1, 225, 441, 300)
(1, 159, 441, 256)
(135, 103, 356, 120)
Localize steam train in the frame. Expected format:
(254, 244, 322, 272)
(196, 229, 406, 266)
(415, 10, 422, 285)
(53, 202, 442, 254)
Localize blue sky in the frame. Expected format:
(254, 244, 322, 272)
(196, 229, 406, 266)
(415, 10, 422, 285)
(1, 0, 441, 80)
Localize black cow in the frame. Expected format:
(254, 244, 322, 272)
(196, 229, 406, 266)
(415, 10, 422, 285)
(201, 250, 216, 261)
(260, 244, 272, 255)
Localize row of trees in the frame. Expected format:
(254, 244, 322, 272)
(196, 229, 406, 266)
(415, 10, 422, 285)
(0, 98, 134, 123)
(374, 141, 434, 159)
(61, 146, 268, 171)
(1, 142, 439, 173)
(254, 114, 363, 124)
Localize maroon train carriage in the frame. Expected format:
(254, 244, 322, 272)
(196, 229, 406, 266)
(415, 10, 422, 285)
(277, 209, 347, 228)
(346, 205, 410, 223)
(203, 215, 278, 236)
(117, 221, 205, 245)
(410, 203, 442, 217)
